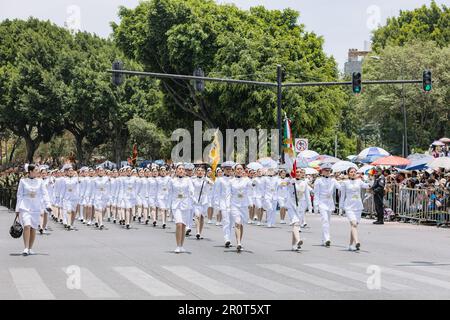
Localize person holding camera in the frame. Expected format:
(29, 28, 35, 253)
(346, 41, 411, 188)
(14, 164, 52, 256)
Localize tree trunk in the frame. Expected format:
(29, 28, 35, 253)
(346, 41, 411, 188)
(74, 134, 84, 166)
(24, 136, 38, 163)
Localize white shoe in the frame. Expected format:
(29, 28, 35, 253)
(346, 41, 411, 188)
(292, 245, 299, 251)
(348, 245, 356, 251)
(301, 223, 307, 228)
(247, 220, 253, 224)
(256, 221, 261, 226)
(180, 247, 187, 253)
(174, 247, 181, 253)
(28, 249, 35, 255)
(22, 248, 29, 256)
(280, 220, 286, 224)
(216, 222, 222, 226)
(267, 224, 274, 228)
(207, 220, 213, 224)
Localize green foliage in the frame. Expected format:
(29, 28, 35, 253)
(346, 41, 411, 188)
(372, 1, 450, 51)
(357, 41, 450, 155)
(127, 117, 171, 160)
(113, 0, 347, 153)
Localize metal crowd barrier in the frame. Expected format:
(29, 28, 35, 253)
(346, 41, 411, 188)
(359, 184, 449, 226)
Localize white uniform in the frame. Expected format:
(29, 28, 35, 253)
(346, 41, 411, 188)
(287, 178, 312, 225)
(16, 178, 51, 229)
(146, 177, 158, 208)
(62, 177, 80, 212)
(109, 177, 119, 207)
(168, 176, 194, 225)
(156, 175, 171, 210)
(313, 176, 341, 243)
(92, 176, 111, 210)
(216, 175, 232, 242)
(119, 176, 137, 209)
(264, 175, 279, 227)
(53, 176, 64, 208)
(277, 177, 290, 209)
(41, 177, 53, 212)
(252, 176, 266, 209)
(227, 176, 253, 224)
(192, 177, 212, 217)
(339, 179, 370, 223)
(135, 177, 146, 207)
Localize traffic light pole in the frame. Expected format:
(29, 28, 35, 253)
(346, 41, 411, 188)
(109, 66, 427, 161)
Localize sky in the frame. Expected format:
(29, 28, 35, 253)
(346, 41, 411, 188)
(0, 0, 448, 70)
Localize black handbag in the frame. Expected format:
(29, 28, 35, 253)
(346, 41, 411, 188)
(10, 214, 23, 238)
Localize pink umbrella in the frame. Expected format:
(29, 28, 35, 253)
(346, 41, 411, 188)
(371, 156, 411, 167)
(439, 137, 450, 144)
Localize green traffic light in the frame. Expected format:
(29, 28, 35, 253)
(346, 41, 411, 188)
(424, 84, 431, 91)
(354, 87, 361, 93)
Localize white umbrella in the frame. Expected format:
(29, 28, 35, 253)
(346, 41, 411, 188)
(297, 150, 319, 159)
(346, 155, 357, 161)
(357, 147, 390, 158)
(357, 164, 374, 173)
(427, 157, 450, 169)
(331, 161, 358, 172)
(431, 140, 445, 146)
(258, 157, 278, 169)
(247, 162, 263, 171)
(303, 167, 319, 175)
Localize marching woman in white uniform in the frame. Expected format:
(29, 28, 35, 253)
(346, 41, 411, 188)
(313, 163, 341, 247)
(253, 168, 266, 226)
(277, 168, 290, 224)
(92, 167, 111, 230)
(212, 167, 223, 226)
(15, 164, 52, 255)
(134, 169, 145, 223)
(264, 168, 279, 228)
(226, 164, 253, 252)
(147, 166, 159, 227)
(168, 164, 194, 253)
(206, 168, 215, 224)
(287, 168, 312, 251)
(53, 170, 64, 223)
(217, 162, 234, 247)
(108, 169, 119, 223)
(156, 166, 170, 229)
(192, 165, 212, 240)
(339, 167, 371, 251)
(62, 167, 80, 231)
(119, 167, 137, 229)
(39, 168, 52, 234)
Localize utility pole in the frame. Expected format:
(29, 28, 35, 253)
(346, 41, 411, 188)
(277, 65, 283, 163)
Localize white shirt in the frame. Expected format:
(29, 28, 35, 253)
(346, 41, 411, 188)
(288, 178, 312, 211)
(313, 176, 341, 211)
(339, 179, 370, 212)
(227, 176, 253, 209)
(168, 177, 194, 210)
(16, 177, 51, 213)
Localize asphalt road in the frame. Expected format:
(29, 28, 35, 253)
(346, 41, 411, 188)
(1, 206, 450, 300)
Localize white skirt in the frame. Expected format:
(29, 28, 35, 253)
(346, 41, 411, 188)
(173, 209, 190, 225)
(287, 206, 304, 225)
(93, 198, 109, 210)
(278, 197, 288, 208)
(147, 196, 157, 208)
(253, 198, 263, 209)
(157, 198, 169, 210)
(230, 206, 247, 225)
(346, 210, 361, 223)
(19, 210, 40, 229)
(64, 200, 78, 212)
(194, 204, 208, 217)
(120, 198, 136, 209)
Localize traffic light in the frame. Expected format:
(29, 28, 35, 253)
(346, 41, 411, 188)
(422, 70, 432, 92)
(352, 72, 362, 93)
(193, 68, 205, 92)
(112, 60, 124, 86)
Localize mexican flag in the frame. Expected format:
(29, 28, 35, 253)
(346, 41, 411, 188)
(283, 116, 296, 177)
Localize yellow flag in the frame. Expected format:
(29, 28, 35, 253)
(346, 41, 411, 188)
(208, 129, 220, 181)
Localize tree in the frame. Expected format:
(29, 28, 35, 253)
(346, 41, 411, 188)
(0, 18, 70, 162)
(113, 0, 347, 157)
(372, 1, 450, 51)
(357, 41, 450, 154)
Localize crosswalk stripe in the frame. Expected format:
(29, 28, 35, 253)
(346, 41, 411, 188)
(163, 266, 242, 295)
(209, 265, 300, 294)
(113, 266, 183, 297)
(61, 267, 119, 298)
(305, 263, 410, 291)
(258, 264, 358, 292)
(408, 265, 450, 278)
(352, 263, 450, 290)
(9, 268, 55, 300)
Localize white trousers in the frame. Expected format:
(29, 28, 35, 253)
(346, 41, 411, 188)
(186, 209, 194, 230)
(320, 210, 332, 243)
(222, 209, 234, 242)
(265, 200, 278, 226)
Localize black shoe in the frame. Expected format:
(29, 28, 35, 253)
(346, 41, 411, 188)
(236, 244, 242, 252)
(325, 240, 331, 247)
(185, 229, 191, 236)
(162, 224, 166, 229)
(95, 223, 99, 228)
(126, 224, 130, 229)
(153, 221, 157, 227)
(145, 220, 149, 225)
(138, 217, 141, 223)
(80, 219, 84, 223)
(196, 233, 200, 240)
(355, 243, 361, 250)
(107, 218, 110, 222)
(298, 240, 303, 249)
(225, 241, 231, 248)
(133, 216, 136, 221)
(39, 228, 43, 235)
(99, 225, 104, 230)
(113, 219, 116, 224)
(373, 221, 384, 225)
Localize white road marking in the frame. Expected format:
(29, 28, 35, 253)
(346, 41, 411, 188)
(9, 268, 55, 299)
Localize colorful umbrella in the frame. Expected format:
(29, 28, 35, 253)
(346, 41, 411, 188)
(357, 165, 374, 174)
(317, 155, 341, 164)
(371, 156, 411, 167)
(432, 140, 445, 146)
(356, 147, 390, 163)
(439, 137, 450, 144)
(405, 155, 433, 170)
